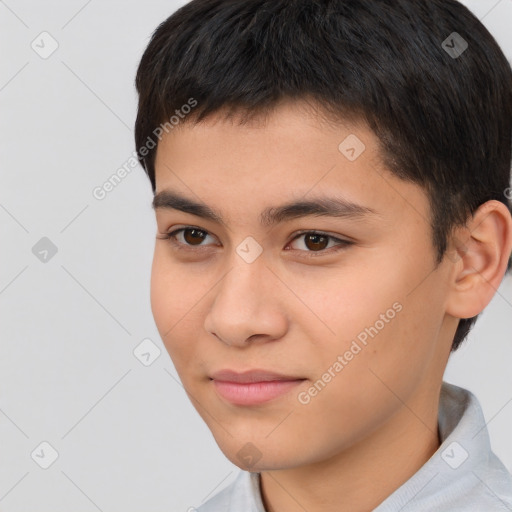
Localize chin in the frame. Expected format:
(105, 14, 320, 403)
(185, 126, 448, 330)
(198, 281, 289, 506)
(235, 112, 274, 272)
(218, 439, 306, 472)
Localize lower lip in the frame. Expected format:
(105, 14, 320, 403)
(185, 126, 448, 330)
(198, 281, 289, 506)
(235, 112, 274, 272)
(212, 379, 305, 405)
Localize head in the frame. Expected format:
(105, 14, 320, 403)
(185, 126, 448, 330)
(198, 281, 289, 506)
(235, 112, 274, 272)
(134, 0, 512, 470)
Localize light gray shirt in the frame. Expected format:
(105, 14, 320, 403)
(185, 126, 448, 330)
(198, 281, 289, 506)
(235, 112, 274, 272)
(197, 381, 512, 511)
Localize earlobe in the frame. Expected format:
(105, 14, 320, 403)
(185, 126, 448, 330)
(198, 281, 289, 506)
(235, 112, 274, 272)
(445, 200, 512, 319)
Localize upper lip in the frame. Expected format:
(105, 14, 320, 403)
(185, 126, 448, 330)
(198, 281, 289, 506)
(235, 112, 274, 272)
(210, 369, 305, 383)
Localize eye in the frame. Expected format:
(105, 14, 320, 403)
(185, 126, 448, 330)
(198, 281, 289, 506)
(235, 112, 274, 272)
(157, 226, 217, 249)
(286, 231, 352, 257)
(157, 226, 352, 257)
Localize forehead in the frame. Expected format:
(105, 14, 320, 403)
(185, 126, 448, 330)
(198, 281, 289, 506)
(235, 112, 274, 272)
(154, 100, 381, 181)
(152, 100, 430, 230)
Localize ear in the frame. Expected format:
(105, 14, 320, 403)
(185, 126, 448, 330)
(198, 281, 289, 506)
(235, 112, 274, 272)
(445, 200, 512, 319)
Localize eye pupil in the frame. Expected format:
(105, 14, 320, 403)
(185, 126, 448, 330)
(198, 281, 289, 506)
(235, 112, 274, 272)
(305, 234, 328, 251)
(184, 228, 206, 245)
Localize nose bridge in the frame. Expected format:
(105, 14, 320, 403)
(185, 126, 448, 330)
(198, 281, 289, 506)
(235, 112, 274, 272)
(224, 259, 264, 313)
(204, 252, 287, 346)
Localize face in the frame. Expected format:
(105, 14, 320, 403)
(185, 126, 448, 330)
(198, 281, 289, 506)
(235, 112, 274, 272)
(150, 100, 455, 471)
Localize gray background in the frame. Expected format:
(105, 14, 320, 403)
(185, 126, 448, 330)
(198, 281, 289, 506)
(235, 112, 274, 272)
(0, 1, 511, 510)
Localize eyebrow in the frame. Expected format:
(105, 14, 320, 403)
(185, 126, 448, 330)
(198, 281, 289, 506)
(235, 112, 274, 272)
(152, 190, 378, 228)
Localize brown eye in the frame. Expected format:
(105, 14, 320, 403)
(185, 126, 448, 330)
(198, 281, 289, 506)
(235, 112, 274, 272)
(182, 228, 207, 246)
(287, 231, 352, 257)
(303, 233, 329, 251)
(159, 226, 215, 249)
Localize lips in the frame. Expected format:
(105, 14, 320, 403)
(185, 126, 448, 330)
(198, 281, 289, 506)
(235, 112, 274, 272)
(210, 369, 306, 405)
(210, 368, 304, 383)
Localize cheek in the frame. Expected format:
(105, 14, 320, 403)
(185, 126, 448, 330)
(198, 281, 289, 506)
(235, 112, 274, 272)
(150, 252, 195, 357)
(302, 254, 441, 385)
(321, 278, 445, 408)
(149, 250, 217, 379)
(285, 263, 402, 349)
(150, 253, 174, 333)
(150, 248, 204, 326)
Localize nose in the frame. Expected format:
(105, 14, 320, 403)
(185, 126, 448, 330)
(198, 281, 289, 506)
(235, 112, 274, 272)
(203, 257, 288, 347)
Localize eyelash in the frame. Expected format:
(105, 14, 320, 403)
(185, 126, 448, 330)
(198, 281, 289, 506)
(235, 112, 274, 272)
(157, 226, 352, 259)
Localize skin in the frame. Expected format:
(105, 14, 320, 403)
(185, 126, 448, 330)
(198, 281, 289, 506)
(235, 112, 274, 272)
(149, 99, 512, 512)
